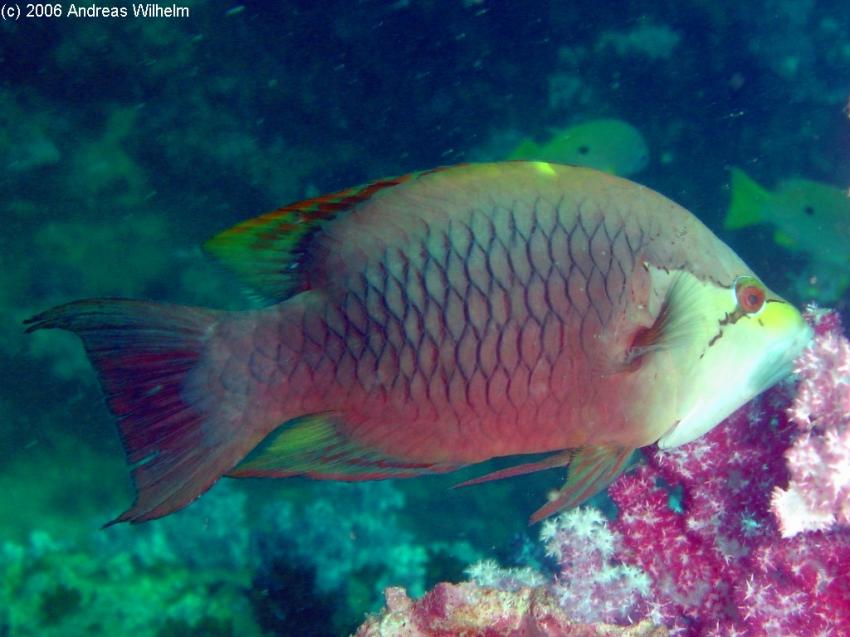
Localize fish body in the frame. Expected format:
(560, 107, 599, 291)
(508, 119, 649, 176)
(27, 162, 811, 524)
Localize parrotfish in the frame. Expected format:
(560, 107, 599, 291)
(26, 162, 812, 525)
(508, 119, 649, 176)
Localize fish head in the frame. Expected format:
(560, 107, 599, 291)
(639, 267, 812, 449)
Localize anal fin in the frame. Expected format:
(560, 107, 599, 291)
(529, 446, 635, 524)
(228, 413, 458, 481)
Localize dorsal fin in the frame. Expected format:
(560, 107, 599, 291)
(203, 168, 447, 302)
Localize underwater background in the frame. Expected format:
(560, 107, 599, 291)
(2, 1, 849, 636)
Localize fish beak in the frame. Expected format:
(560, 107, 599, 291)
(656, 285, 813, 450)
(748, 303, 813, 393)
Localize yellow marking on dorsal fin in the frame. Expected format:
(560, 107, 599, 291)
(532, 161, 558, 177)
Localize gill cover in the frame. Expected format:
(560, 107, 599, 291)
(648, 269, 812, 449)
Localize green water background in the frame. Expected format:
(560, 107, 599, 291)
(1, 2, 849, 635)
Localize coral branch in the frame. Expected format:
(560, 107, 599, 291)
(771, 307, 850, 536)
(355, 583, 667, 637)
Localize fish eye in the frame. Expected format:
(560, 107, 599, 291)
(733, 276, 766, 314)
(578, 145, 590, 155)
(803, 205, 814, 216)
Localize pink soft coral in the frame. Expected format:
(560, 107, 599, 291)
(610, 400, 850, 636)
(771, 307, 850, 536)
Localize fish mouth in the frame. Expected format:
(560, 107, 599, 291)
(750, 319, 814, 394)
(657, 299, 813, 450)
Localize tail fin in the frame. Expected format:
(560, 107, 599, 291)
(508, 138, 540, 160)
(726, 168, 770, 230)
(25, 299, 249, 525)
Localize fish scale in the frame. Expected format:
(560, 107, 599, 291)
(25, 162, 810, 524)
(318, 189, 634, 461)
(235, 194, 645, 463)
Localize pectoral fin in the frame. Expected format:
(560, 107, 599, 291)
(529, 446, 635, 524)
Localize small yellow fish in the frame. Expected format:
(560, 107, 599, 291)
(725, 168, 850, 273)
(509, 119, 649, 176)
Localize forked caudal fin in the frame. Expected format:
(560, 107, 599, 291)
(24, 299, 254, 525)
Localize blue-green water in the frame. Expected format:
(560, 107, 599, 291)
(2, 2, 849, 635)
